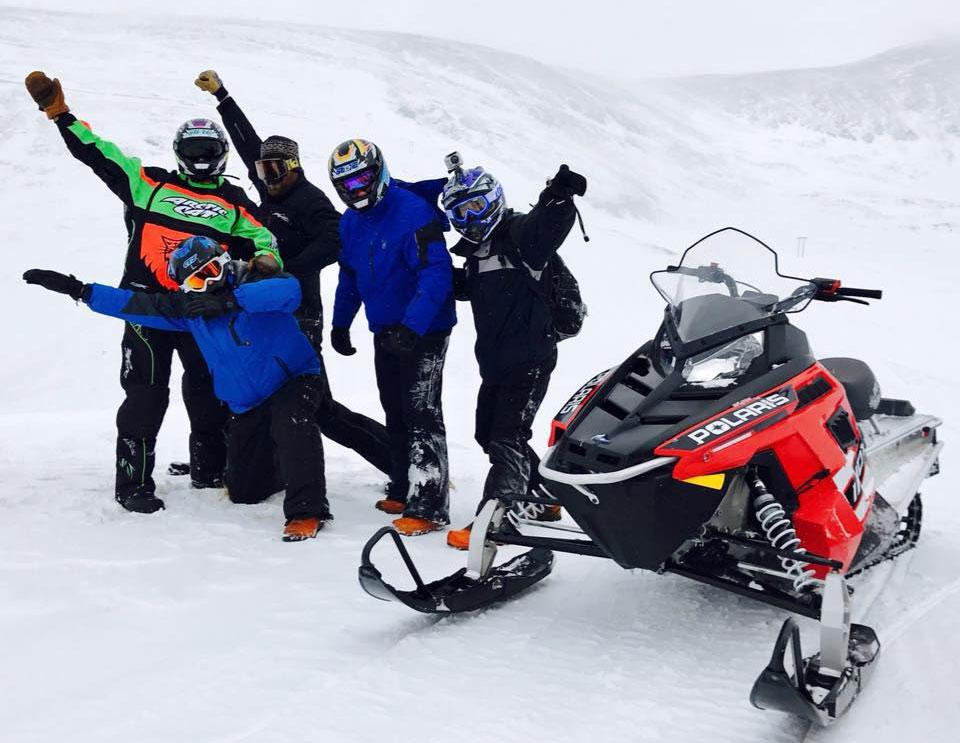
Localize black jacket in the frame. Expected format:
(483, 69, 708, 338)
(216, 92, 341, 317)
(452, 192, 575, 379)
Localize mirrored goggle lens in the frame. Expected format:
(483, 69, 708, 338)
(255, 158, 290, 183)
(179, 139, 225, 159)
(453, 196, 490, 220)
(341, 170, 375, 192)
(184, 257, 225, 290)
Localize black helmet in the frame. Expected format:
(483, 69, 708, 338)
(168, 236, 229, 291)
(173, 118, 229, 179)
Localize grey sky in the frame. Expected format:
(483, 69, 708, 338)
(6, 0, 959, 77)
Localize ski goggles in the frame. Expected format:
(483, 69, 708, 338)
(182, 254, 230, 292)
(255, 156, 300, 184)
(446, 189, 499, 225)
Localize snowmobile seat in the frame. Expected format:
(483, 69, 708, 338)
(819, 357, 881, 420)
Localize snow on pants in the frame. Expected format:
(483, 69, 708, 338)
(475, 351, 557, 507)
(116, 322, 227, 501)
(373, 331, 450, 524)
(225, 374, 330, 520)
(297, 312, 392, 475)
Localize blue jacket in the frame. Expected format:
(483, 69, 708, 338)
(85, 273, 320, 413)
(332, 179, 456, 336)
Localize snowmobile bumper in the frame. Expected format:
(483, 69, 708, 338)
(358, 526, 554, 614)
(751, 617, 880, 725)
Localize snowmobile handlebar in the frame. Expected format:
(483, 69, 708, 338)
(835, 286, 883, 300)
(812, 277, 883, 304)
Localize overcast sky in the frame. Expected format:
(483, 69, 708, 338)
(6, 0, 960, 78)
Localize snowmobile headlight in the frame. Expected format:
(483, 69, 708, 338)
(681, 333, 763, 387)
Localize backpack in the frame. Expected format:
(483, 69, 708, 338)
(506, 247, 586, 342)
(545, 254, 587, 341)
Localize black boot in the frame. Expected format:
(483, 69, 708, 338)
(116, 491, 165, 514)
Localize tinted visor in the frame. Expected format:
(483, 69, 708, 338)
(341, 170, 375, 193)
(178, 138, 225, 160)
(183, 255, 227, 292)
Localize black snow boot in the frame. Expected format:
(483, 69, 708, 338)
(116, 491, 165, 514)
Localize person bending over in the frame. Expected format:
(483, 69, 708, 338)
(24, 236, 329, 542)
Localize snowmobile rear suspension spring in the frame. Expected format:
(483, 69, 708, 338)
(747, 470, 816, 592)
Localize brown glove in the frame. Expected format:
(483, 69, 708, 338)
(249, 253, 280, 275)
(25, 71, 69, 119)
(194, 70, 223, 95)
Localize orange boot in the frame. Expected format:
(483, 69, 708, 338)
(393, 516, 444, 537)
(375, 499, 405, 515)
(283, 517, 324, 542)
(446, 524, 472, 550)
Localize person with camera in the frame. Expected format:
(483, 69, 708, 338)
(194, 70, 392, 479)
(328, 139, 456, 537)
(441, 159, 587, 549)
(24, 70, 280, 515)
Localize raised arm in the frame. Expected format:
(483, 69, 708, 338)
(195, 70, 264, 197)
(510, 165, 586, 270)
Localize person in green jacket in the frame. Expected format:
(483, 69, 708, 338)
(25, 71, 281, 514)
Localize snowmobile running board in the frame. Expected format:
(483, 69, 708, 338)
(358, 526, 554, 614)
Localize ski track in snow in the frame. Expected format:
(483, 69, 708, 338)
(0, 7, 957, 742)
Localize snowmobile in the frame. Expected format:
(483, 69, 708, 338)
(358, 227, 943, 725)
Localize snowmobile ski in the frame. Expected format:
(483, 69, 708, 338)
(359, 517, 554, 614)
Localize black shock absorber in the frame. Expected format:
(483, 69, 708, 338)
(747, 469, 816, 591)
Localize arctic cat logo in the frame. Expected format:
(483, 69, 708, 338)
(668, 388, 796, 450)
(162, 197, 228, 219)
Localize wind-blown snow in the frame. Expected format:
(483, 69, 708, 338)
(0, 8, 956, 743)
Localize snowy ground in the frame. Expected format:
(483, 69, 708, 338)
(0, 7, 957, 743)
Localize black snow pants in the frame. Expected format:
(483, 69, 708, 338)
(116, 322, 227, 503)
(225, 374, 330, 521)
(475, 351, 557, 507)
(297, 311, 392, 476)
(373, 330, 450, 524)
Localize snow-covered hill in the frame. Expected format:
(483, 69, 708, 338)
(0, 7, 956, 743)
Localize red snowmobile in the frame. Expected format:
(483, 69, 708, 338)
(358, 227, 943, 725)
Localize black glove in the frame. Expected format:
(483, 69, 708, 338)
(331, 326, 356, 356)
(546, 164, 587, 199)
(380, 324, 419, 357)
(23, 269, 86, 300)
(184, 291, 237, 319)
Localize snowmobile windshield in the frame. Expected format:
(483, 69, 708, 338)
(650, 228, 816, 345)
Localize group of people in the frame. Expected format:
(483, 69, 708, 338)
(21, 69, 588, 546)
